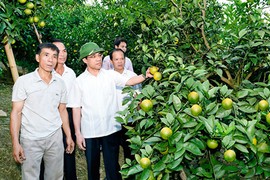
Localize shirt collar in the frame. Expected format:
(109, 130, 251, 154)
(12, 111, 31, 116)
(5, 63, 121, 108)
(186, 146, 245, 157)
(34, 68, 57, 83)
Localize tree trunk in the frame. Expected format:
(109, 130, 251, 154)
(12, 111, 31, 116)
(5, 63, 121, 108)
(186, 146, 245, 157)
(4, 43, 19, 83)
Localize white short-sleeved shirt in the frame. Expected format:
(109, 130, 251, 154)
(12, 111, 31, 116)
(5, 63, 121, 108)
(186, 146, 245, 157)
(68, 69, 129, 138)
(12, 69, 67, 140)
(102, 55, 134, 72)
(116, 69, 141, 123)
(54, 64, 76, 107)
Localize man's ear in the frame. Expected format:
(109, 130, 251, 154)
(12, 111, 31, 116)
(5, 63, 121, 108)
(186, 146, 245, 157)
(35, 54, 40, 63)
(82, 58, 87, 64)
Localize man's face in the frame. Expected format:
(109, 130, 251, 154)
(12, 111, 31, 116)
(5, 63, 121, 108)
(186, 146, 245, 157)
(36, 48, 58, 72)
(111, 50, 125, 72)
(83, 52, 103, 70)
(53, 42, 67, 64)
(115, 42, 127, 53)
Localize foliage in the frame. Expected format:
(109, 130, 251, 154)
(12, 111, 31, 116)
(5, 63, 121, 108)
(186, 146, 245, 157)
(2, 0, 270, 178)
(113, 0, 270, 179)
(119, 71, 270, 179)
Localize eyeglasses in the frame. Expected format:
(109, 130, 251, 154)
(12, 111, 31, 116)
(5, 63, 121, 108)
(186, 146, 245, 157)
(86, 53, 103, 59)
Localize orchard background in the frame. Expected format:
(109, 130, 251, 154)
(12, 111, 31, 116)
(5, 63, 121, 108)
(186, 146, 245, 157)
(1, 0, 270, 179)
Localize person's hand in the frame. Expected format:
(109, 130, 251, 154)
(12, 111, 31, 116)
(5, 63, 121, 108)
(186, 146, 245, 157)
(12, 143, 26, 164)
(76, 133, 86, 151)
(65, 136, 75, 154)
(145, 67, 153, 79)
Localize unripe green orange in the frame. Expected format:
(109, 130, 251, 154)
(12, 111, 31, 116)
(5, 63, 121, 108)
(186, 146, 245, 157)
(188, 91, 199, 104)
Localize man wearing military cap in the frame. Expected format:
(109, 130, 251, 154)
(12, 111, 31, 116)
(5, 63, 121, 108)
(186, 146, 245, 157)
(69, 42, 152, 180)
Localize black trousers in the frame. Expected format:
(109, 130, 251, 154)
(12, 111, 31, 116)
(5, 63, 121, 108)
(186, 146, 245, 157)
(40, 108, 77, 180)
(85, 131, 122, 180)
(63, 108, 77, 180)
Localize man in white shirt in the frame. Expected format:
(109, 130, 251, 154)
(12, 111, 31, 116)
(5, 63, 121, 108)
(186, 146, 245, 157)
(110, 48, 140, 161)
(102, 37, 134, 71)
(69, 42, 152, 180)
(10, 43, 74, 180)
(53, 39, 77, 180)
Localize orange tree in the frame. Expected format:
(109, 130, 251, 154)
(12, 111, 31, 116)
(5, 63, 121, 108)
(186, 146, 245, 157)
(113, 0, 270, 179)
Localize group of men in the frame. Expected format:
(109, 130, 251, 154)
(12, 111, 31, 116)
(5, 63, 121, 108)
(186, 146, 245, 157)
(10, 37, 152, 180)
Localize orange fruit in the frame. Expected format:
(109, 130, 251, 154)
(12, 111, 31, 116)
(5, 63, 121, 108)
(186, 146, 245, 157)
(28, 17, 34, 23)
(38, 21, 45, 28)
(26, 2, 34, 9)
(18, 0, 27, 4)
(160, 127, 173, 140)
(33, 16, 39, 23)
(207, 139, 218, 149)
(153, 72, 162, 81)
(188, 91, 199, 104)
(224, 149, 236, 162)
(222, 98, 233, 110)
(140, 99, 153, 112)
(24, 9, 31, 15)
(258, 100, 269, 111)
(191, 104, 202, 116)
(266, 113, 270, 125)
(149, 66, 159, 75)
(252, 137, 257, 146)
(139, 157, 151, 169)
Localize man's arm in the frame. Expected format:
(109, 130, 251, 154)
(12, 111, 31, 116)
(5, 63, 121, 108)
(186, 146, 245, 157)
(59, 103, 74, 154)
(72, 107, 86, 150)
(10, 101, 26, 164)
(126, 67, 153, 86)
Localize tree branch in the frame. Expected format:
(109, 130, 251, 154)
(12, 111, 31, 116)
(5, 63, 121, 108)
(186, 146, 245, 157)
(170, 0, 182, 18)
(245, 66, 260, 80)
(198, 0, 211, 50)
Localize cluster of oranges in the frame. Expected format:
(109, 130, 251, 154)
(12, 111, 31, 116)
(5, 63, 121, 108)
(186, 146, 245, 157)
(149, 66, 162, 81)
(18, 0, 45, 28)
(188, 91, 238, 162)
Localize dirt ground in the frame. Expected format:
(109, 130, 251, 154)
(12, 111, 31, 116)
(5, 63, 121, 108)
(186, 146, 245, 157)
(0, 83, 124, 180)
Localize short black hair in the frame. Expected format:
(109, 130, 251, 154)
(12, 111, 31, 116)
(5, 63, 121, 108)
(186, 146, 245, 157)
(51, 38, 63, 43)
(114, 37, 127, 47)
(109, 48, 125, 60)
(36, 43, 59, 55)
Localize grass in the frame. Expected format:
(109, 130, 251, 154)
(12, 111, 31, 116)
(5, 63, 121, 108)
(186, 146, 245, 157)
(0, 83, 123, 180)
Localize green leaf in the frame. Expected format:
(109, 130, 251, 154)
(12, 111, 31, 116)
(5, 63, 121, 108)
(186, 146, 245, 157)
(184, 142, 203, 156)
(140, 168, 151, 180)
(215, 68, 223, 77)
(206, 102, 219, 115)
(172, 95, 181, 111)
(167, 158, 183, 171)
(216, 108, 232, 118)
(127, 164, 143, 176)
(174, 148, 185, 159)
(239, 28, 248, 38)
(145, 144, 153, 155)
(201, 116, 214, 134)
(169, 71, 179, 81)
(208, 87, 219, 98)
(183, 133, 194, 142)
(245, 167, 256, 178)
(153, 160, 166, 172)
(222, 135, 235, 148)
(238, 105, 257, 113)
(182, 121, 198, 128)
(166, 113, 175, 126)
(235, 143, 249, 153)
(144, 137, 162, 143)
(236, 90, 249, 99)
